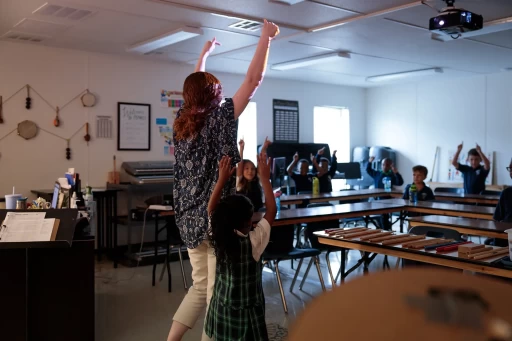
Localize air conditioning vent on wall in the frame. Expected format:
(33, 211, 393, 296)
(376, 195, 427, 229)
(229, 20, 262, 32)
(2, 31, 47, 43)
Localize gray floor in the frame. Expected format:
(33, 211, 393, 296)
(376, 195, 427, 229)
(95, 247, 394, 341)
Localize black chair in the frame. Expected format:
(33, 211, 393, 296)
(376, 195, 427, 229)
(303, 203, 345, 286)
(338, 189, 367, 227)
(481, 190, 502, 196)
(400, 225, 463, 268)
(434, 187, 463, 194)
(261, 209, 326, 313)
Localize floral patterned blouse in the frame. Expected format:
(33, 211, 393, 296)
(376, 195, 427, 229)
(173, 98, 240, 248)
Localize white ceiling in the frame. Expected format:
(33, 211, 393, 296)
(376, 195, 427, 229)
(1, 0, 512, 87)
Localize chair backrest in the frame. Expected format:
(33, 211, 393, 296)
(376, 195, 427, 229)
(306, 203, 339, 248)
(480, 190, 502, 196)
(434, 187, 463, 194)
(298, 191, 312, 195)
(259, 207, 295, 254)
(409, 225, 463, 241)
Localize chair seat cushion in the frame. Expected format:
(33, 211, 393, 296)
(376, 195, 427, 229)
(262, 247, 321, 261)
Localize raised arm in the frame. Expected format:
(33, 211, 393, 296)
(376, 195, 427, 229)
(258, 153, 276, 226)
(311, 153, 322, 174)
(208, 156, 235, 215)
(452, 142, 463, 169)
(236, 139, 245, 179)
(476, 144, 490, 170)
(233, 20, 279, 119)
(194, 37, 220, 73)
(366, 156, 377, 178)
(287, 152, 299, 176)
(328, 150, 338, 177)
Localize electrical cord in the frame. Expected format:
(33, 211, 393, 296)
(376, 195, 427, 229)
(95, 207, 150, 284)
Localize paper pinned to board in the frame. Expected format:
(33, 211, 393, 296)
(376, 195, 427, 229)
(0, 212, 60, 242)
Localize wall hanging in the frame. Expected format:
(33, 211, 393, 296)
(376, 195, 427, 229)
(118, 102, 151, 151)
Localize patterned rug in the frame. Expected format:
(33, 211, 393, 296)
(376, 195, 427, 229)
(267, 323, 288, 341)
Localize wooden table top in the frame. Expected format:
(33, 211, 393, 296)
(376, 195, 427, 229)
(408, 216, 511, 235)
(280, 188, 402, 204)
(288, 268, 512, 341)
(252, 202, 405, 226)
(434, 192, 500, 205)
(379, 199, 495, 219)
(316, 231, 512, 278)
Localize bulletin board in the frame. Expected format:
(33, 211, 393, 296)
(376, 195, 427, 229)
(117, 102, 151, 151)
(273, 99, 299, 143)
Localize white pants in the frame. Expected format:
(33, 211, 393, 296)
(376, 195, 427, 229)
(173, 240, 216, 341)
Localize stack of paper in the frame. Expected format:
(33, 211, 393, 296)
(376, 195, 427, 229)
(0, 212, 60, 243)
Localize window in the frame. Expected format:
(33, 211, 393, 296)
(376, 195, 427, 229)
(313, 106, 350, 163)
(237, 102, 257, 164)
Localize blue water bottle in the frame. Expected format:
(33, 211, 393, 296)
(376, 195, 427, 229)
(276, 196, 281, 214)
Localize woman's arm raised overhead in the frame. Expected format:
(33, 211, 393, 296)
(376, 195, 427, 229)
(233, 20, 279, 120)
(194, 37, 221, 73)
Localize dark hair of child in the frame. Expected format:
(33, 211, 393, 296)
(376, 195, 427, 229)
(467, 148, 480, 157)
(412, 165, 428, 177)
(209, 195, 254, 265)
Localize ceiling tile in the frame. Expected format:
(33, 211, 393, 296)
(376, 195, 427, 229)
(470, 29, 512, 49)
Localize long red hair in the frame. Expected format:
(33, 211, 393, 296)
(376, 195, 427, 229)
(174, 72, 223, 141)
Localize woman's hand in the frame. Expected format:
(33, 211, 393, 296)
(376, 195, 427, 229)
(261, 19, 280, 40)
(218, 155, 235, 185)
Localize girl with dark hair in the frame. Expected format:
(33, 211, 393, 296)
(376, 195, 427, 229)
(168, 20, 279, 341)
(206, 154, 277, 341)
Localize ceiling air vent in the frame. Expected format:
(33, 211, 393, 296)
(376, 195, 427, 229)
(229, 20, 262, 32)
(2, 31, 47, 43)
(144, 50, 165, 56)
(33, 3, 96, 21)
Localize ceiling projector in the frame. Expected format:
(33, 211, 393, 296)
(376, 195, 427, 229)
(429, 0, 483, 36)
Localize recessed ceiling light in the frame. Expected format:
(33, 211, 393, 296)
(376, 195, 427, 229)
(127, 26, 203, 54)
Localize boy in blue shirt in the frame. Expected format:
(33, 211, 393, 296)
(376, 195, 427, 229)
(451, 142, 490, 194)
(403, 165, 435, 201)
(367, 157, 404, 189)
(487, 159, 512, 247)
(286, 152, 312, 194)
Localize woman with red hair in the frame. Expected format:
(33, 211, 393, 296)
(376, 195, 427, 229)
(168, 20, 279, 341)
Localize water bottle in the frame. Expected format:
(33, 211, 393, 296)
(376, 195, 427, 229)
(276, 196, 281, 214)
(409, 183, 418, 204)
(382, 177, 391, 192)
(312, 177, 320, 195)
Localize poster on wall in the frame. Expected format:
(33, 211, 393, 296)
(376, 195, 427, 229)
(161, 90, 184, 108)
(447, 150, 494, 185)
(117, 102, 151, 151)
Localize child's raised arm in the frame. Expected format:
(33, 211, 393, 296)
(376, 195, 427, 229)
(258, 153, 276, 226)
(194, 37, 220, 73)
(208, 156, 235, 215)
(476, 144, 490, 170)
(236, 139, 245, 179)
(287, 152, 299, 176)
(452, 142, 463, 168)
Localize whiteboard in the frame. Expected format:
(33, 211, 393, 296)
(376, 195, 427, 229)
(117, 102, 151, 150)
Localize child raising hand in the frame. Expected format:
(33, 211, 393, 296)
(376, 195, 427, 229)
(206, 152, 276, 341)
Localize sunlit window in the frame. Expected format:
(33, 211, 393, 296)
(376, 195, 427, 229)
(313, 106, 350, 163)
(237, 102, 257, 164)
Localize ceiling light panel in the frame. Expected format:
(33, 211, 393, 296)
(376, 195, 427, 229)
(271, 52, 351, 71)
(127, 26, 203, 54)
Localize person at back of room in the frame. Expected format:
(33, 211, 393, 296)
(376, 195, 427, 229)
(402, 165, 435, 201)
(205, 153, 277, 341)
(311, 147, 337, 193)
(366, 156, 403, 230)
(487, 158, 512, 247)
(169, 19, 279, 341)
(287, 152, 313, 194)
(451, 142, 490, 194)
(366, 157, 404, 190)
(236, 137, 271, 211)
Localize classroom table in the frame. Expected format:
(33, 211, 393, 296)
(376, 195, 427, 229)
(315, 230, 512, 279)
(279, 188, 403, 205)
(378, 199, 495, 220)
(252, 201, 406, 226)
(434, 192, 500, 205)
(407, 215, 510, 239)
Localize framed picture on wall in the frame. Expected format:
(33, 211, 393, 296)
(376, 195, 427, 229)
(117, 102, 151, 151)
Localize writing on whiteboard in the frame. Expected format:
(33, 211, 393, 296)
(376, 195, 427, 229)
(118, 103, 150, 150)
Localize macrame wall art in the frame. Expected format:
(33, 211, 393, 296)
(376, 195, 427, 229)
(0, 84, 98, 160)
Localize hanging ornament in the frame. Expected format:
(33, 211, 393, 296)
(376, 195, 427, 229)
(0, 95, 4, 124)
(25, 85, 32, 110)
(81, 90, 96, 107)
(17, 120, 38, 140)
(66, 139, 71, 160)
(84, 122, 90, 145)
(54, 106, 60, 127)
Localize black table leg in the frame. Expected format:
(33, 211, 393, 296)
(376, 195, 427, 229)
(152, 213, 158, 286)
(106, 195, 112, 255)
(340, 249, 346, 282)
(113, 192, 118, 268)
(166, 221, 172, 293)
(96, 196, 104, 261)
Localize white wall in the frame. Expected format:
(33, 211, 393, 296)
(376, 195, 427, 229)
(367, 73, 512, 186)
(0, 41, 366, 197)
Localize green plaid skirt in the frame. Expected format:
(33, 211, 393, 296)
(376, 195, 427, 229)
(205, 298, 268, 341)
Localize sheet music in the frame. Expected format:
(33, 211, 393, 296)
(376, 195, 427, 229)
(0, 212, 55, 242)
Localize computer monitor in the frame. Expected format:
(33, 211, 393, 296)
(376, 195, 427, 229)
(336, 162, 362, 180)
(271, 157, 287, 190)
(51, 182, 60, 209)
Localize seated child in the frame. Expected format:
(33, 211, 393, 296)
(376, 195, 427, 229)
(487, 159, 512, 247)
(366, 157, 404, 189)
(205, 153, 277, 341)
(236, 138, 271, 211)
(286, 152, 312, 193)
(311, 147, 337, 193)
(451, 142, 490, 194)
(402, 165, 435, 201)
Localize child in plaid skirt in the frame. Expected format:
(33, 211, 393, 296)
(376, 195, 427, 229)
(205, 153, 277, 341)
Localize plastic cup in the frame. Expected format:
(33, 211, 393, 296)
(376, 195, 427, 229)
(5, 194, 22, 209)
